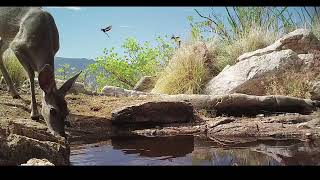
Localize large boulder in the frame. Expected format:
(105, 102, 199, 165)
(205, 49, 303, 95)
(0, 119, 69, 165)
(237, 28, 320, 62)
(133, 76, 157, 92)
(111, 101, 194, 125)
(205, 29, 320, 96)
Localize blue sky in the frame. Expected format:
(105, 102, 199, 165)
(44, 7, 309, 60)
(44, 7, 225, 60)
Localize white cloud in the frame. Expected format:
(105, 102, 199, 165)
(47, 7, 82, 11)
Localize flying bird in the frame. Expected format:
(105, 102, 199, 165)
(171, 35, 181, 48)
(101, 25, 112, 38)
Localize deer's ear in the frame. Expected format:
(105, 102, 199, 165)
(38, 64, 56, 94)
(59, 71, 81, 96)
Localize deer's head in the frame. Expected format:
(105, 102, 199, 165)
(38, 64, 80, 137)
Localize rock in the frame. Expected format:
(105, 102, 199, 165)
(211, 29, 320, 96)
(133, 76, 157, 92)
(309, 81, 320, 100)
(207, 117, 236, 128)
(21, 158, 54, 166)
(205, 49, 303, 95)
(237, 28, 320, 62)
(111, 101, 195, 125)
(22, 78, 89, 95)
(102, 85, 149, 97)
(297, 118, 320, 129)
(56, 79, 87, 95)
(0, 119, 69, 165)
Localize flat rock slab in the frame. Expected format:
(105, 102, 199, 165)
(111, 101, 194, 125)
(0, 119, 69, 165)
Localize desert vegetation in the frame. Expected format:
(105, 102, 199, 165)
(1, 7, 319, 99)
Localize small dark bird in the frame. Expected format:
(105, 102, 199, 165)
(101, 25, 112, 38)
(171, 34, 181, 48)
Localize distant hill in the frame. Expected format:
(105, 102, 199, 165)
(54, 57, 95, 71)
(54, 57, 97, 89)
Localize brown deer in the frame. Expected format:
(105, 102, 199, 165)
(0, 7, 80, 137)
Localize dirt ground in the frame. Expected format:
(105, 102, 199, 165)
(0, 87, 155, 142)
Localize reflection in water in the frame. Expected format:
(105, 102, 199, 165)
(111, 136, 194, 158)
(70, 135, 320, 166)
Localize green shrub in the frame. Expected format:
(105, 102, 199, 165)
(87, 36, 174, 91)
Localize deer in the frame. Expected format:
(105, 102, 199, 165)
(0, 7, 80, 137)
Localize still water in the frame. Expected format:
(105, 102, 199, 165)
(70, 135, 320, 166)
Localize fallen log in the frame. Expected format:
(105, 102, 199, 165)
(158, 93, 320, 116)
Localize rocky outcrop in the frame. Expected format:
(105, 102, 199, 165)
(205, 50, 303, 95)
(205, 29, 320, 96)
(133, 76, 157, 92)
(111, 101, 195, 125)
(310, 81, 320, 100)
(0, 119, 69, 165)
(127, 112, 320, 142)
(20, 158, 54, 166)
(102, 85, 150, 97)
(237, 29, 320, 62)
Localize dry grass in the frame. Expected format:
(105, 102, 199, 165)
(0, 49, 27, 88)
(151, 41, 210, 95)
(265, 69, 320, 99)
(214, 27, 279, 71)
(312, 20, 320, 40)
(151, 27, 279, 95)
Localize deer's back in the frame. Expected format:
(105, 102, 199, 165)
(0, 7, 42, 49)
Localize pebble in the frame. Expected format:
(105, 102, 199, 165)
(256, 114, 264, 118)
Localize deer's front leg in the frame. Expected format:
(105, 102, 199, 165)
(29, 71, 40, 120)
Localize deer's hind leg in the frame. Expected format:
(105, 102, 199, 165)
(0, 39, 21, 99)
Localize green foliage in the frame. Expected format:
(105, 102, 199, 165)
(87, 36, 174, 91)
(56, 63, 86, 82)
(56, 64, 73, 80)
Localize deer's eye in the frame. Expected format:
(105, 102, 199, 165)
(50, 108, 57, 115)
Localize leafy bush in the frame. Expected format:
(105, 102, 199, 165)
(87, 36, 174, 91)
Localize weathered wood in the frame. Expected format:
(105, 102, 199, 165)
(159, 93, 320, 116)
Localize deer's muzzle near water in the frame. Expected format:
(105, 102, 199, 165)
(0, 7, 80, 137)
